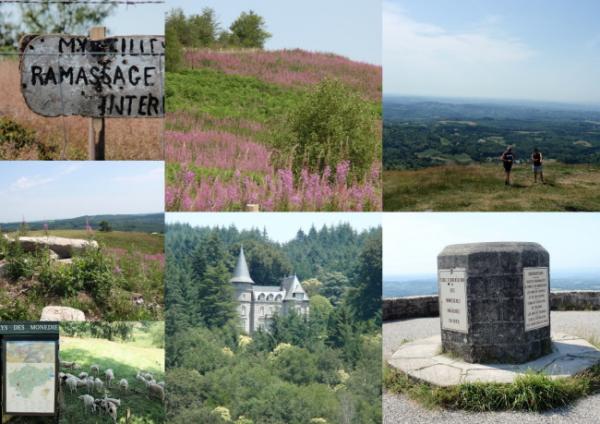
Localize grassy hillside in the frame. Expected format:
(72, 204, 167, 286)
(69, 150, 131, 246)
(59, 335, 164, 423)
(0, 213, 164, 234)
(384, 163, 600, 211)
(166, 49, 382, 211)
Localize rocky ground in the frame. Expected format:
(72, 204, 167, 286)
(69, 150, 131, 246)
(383, 311, 600, 424)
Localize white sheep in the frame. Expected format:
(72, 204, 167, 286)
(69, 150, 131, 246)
(105, 397, 121, 407)
(91, 364, 100, 375)
(66, 377, 79, 393)
(147, 382, 165, 402)
(61, 361, 76, 370)
(78, 372, 88, 379)
(119, 378, 128, 392)
(78, 394, 95, 414)
(104, 368, 114, 387)
(85, 376, 95, 393)
(94, 377, 104, 393)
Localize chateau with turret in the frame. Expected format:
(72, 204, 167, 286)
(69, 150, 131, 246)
(230, 247, 310, 334)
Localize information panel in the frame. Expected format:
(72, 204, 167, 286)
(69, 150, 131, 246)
(439, 268, 468, 333)
(3, 340, 57, 415)
(524, 267, 550, 331)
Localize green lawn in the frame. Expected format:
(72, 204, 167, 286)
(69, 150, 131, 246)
(59, 335, 165, 424)
(384, 163, 600, 211)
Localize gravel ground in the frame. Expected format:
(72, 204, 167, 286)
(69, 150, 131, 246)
(383, 311, 600, 424)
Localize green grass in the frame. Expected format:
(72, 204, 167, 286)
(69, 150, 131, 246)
(167, 68, 307, 126)
(12, 230, 164, 255)
(384, 163, 600, 211)
(59, 335, 165, 424)
(384, 364, 600, 412)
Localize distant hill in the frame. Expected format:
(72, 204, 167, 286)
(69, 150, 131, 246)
(0, 213, 164, 233)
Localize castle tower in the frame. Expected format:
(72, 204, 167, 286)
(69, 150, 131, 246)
(282, 274, 310, 316)
(230, 246, 254, 333)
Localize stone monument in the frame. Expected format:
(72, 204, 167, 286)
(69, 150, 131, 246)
(437, 242, 551, 363)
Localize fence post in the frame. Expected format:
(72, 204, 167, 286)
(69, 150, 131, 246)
(88, 26, 106, 160)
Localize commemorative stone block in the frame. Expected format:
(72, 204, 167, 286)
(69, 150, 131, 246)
(437, 242, 551, 363)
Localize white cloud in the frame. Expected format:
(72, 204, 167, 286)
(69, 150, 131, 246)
(9, 176, 54, 192)
(383, 1, 536, 97)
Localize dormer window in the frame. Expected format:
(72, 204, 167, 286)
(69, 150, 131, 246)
(293, 293, 304, 300)
(258, 293, 265, 301)
(267, 294, 274, 301)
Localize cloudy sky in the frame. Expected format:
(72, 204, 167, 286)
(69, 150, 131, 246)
(384, 213, 600, 276)
(0, 162, 164, 222)
(166, 212, 381, 243)
(167, 0, 382, 64)
(384, 0, 600, 104)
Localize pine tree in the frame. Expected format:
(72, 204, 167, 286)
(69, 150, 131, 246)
(196, 262, 236, 329)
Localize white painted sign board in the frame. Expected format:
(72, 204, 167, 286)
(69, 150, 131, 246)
(20, 34, 164, 118)
(523, 267, 550, 331)
(439, 268, 468, 333)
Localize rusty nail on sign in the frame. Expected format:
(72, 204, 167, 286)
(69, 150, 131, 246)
(20, 34, 165, 118)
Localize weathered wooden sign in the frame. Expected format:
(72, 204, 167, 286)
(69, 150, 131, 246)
(20, 34, 164, 118)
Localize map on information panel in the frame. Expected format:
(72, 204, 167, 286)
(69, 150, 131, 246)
(4, 340, 56, 414)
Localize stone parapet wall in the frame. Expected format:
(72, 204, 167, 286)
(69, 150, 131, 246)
(383, 291, 600, 321)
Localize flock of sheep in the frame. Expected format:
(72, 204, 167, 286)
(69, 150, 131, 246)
(60, 360, 164, 423)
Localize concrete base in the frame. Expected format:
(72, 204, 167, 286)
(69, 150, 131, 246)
(388, 333, 600, 386)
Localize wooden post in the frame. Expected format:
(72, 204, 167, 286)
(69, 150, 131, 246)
(245, 204, 260, 212)
(88, 26, 106, 160)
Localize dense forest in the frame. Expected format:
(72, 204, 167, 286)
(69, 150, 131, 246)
(165, 222, 382, 423)
(0, 213, 164, 233)
(384, 98, 600, 169)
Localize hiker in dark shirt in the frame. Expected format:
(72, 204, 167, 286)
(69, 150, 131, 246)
(531, 147, 545, 183)
(500, 147, 514, 186)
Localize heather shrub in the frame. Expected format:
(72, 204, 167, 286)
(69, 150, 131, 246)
(274, 79, 379, 181)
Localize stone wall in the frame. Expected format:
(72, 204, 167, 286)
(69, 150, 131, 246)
(383, 291, 600, 321)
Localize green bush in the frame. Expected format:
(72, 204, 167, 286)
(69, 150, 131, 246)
(5, 243, 36, 280)
(275, 79, 379, 181)
(70, 247, 119, 305)
(0, 117, 37, 151)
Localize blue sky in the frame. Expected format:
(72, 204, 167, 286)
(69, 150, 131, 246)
(0, 162, 164, 222)
(167, 0, 381, 64)
(384, 213, 600, 276)
(384, 0, 600, 104)
(166, 212, 381, 243)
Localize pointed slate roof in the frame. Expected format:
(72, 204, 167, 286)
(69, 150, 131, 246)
(230, 246, 254, 284)
(282, 274, 308, 301)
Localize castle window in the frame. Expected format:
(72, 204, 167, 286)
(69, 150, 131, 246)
(260, 306, 265, 316)
(267, 294, 274, 301)
(258, 293, 265, 301)
(275, 294, 282, 301)
(293, 293, 304, 300)
(241, 306, 246, 316)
